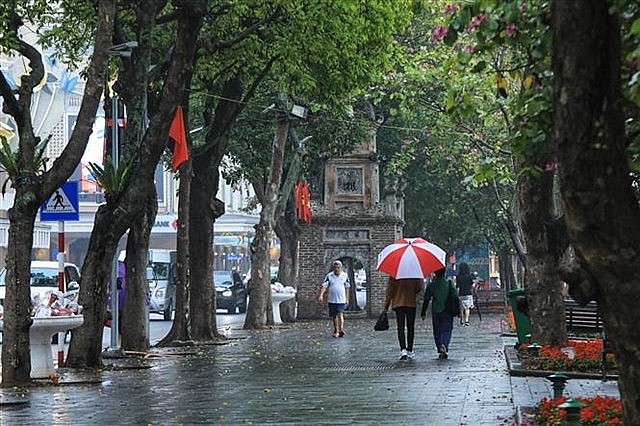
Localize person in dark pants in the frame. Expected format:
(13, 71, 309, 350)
(421, 267, 457, 359)
(317, 260, 350, 337)
(384, 277, 423, 360)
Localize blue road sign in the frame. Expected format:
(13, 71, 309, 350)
(40, 181, 79, 221)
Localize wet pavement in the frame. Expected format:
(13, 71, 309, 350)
(0, 312, 620, 425)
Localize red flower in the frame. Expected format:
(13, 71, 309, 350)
(537, 395, 622, 425)
(518, 339, 616, 373)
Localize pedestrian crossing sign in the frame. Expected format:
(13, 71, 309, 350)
(40, 181, 79, 221)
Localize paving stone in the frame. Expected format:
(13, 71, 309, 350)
(0, 313, 620, 425)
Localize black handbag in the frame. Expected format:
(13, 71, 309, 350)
(374, 311, 389, 331)
(445, 284, 460, 317)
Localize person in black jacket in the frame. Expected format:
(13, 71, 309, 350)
(456, 263, 474, 326)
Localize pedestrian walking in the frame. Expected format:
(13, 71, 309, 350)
(421, 267, 457, 359)
(383, 276, 423, 360)
(445, 251, 457, 285)
(456, 262, 474, 326)
(317, 260, 350, 338)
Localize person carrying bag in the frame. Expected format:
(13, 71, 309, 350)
(383, 276, 423, 360)
(421, 268, 457, 359)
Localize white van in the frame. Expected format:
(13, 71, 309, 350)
(147, 249, 176, 320)
(120, 249, 176, 320)
(0, 260, 81, 306)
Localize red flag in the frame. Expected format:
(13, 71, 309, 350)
(169, 106, 188, 170)
(295, 181, 312, 224)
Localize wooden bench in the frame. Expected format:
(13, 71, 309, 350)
(564, 299, 603, 332)
(564, 298, 613, 381)
(474, 288, 505, 313)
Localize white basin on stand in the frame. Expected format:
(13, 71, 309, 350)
(29, 315, 84, 378)
(271, 291, 296, 324)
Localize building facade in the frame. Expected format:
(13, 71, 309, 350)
(0, 43, 258, 270)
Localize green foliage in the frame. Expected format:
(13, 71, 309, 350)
(0, 1, 56, 53)
(620, 3, 640, 187)
(434, 0, 553, 165)
(367, 1, 521, 252)
(0, 137, 17, 196)
(38, 1, 99, 68)
(0, 135, 48, 178)
(87, 158, 131, 201)
(0, 138, 20, 176)
(191, 1, 413, 112)
(0, 1, 98, 69)
(226, 85, 369, 190)
(215, 1, 413, 196)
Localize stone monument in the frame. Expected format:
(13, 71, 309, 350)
(296, 128, 404, 319)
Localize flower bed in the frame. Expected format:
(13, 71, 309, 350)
(536, 395, 622, 425)
(517, 340, 616, 375)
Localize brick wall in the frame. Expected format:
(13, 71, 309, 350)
(297, 211, 403, 319)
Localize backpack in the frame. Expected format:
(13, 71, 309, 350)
(445, 283, 460, 317)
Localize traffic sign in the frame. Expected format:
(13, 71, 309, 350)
(40, 181, 79, 221)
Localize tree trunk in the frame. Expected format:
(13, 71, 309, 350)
(121, 190, 156, 351)
(274, 195, 300, 322)
(244, 223, 272, 328)
(552, 2, 640, 423)
(516, 165, 567, 346)
(66, 2, 204, 362)
(1, 205, 39, 384)
(185, 76, 246, 340)
(187, 162, 218, 340)
(244, 112, 289, 329)
(157, 161, 191, 345)
(66, 206, 126, 367)
(0, 0, 115, 386)
(497, 248, 515, 292)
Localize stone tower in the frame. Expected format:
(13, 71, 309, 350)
(297, 126, 404, 319)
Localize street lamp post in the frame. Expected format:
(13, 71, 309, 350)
(107, 42, 137, 353)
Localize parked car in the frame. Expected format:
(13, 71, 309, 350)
(214, 270, 247, 314)
(0, 260, 81, 307)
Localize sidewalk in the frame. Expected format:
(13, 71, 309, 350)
(0, 312, 620, 425)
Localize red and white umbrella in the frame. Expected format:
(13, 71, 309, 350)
(376, 237, 446, 279)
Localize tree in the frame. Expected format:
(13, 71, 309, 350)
(165, 0, 412, 332)
(159, 3, 283, 342)
(357, 3, 518, 285)
(225, 81, 371, 324)
(182, 75, 252, 341)
(552, 1, 640, 422)
(0, 0, 115, 385)
(66, 0, 206, 366)
(421, 0, 569, 346)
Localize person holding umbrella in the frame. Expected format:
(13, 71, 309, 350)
(383, 276, 423, 360)
(421, 267, 458, 359)
(376, 237, 448, 359)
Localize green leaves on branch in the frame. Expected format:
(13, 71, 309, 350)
(0, 136, 49, 175)
(87, 158, 131, 203)
(0, 135, 49, 195)
(0, 138, 20, 177)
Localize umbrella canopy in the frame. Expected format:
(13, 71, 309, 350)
(376, 237, 447, 279)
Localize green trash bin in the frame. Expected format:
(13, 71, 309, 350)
(508, 288, 531, 344)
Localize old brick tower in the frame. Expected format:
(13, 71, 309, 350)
(296, 129, 404, 319)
